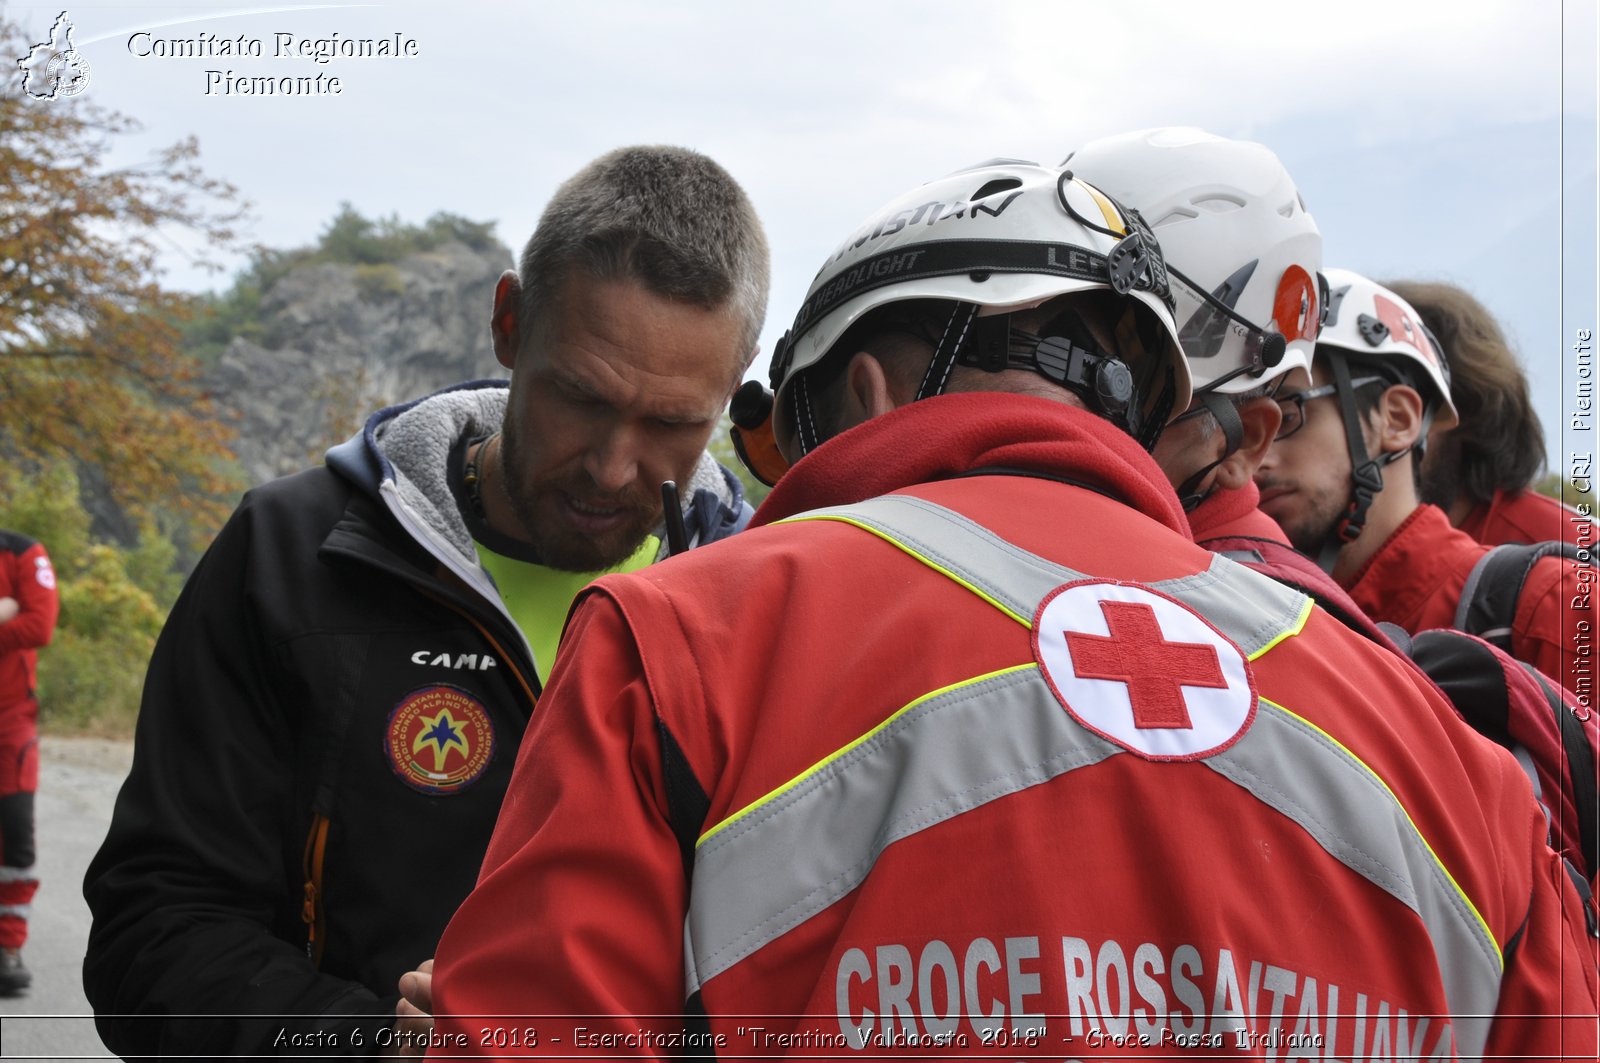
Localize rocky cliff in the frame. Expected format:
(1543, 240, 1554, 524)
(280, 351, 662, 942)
(207, 238, 511, 485)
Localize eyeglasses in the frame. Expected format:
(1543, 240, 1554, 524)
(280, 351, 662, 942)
(1274, 375, 1384, 439)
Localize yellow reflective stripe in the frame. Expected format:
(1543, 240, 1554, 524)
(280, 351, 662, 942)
(697, 664, 1037, 847)
(1258, 697, 1502, 968)
(1076, 178, 1126, 235)
(781, 512, 1031, 627)
(1249, 596, 1313, 660)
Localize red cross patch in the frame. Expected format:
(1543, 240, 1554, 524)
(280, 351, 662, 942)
(1033, 580, 1256, 761)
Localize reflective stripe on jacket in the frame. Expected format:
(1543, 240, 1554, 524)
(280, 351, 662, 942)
(431, 394, 1598, 1060)
(687, 494, 1502, 1054)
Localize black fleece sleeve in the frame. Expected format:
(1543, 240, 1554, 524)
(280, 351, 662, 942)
(82, 493, 395, 1059)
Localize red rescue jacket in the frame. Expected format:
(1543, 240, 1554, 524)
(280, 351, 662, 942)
(1460, 487, 1595, 549)
(1189, 485, 1394, 647)
(432, 395, 1597, 1059)
(1344, 504, 1594, 700)
(0, 532, 58, 711)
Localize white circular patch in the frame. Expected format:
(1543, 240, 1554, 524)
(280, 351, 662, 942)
(34, 556, 55, 590)
(1033, 580, 1255, 761)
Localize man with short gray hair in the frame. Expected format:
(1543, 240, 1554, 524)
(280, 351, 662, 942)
(84, 144, 769, 1059)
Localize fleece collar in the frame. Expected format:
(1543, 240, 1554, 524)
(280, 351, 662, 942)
(324, 380, 747, 573)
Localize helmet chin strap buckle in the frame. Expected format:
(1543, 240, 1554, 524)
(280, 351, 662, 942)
(1317, 351, 1387, 574)
(1338, 459, 1386, 543)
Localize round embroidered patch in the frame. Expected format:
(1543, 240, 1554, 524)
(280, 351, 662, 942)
(1032, 580, 1256, 761)
(385, 685, 496, 794)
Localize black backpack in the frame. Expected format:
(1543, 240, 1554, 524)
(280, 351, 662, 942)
(1385, 624, 1598, 912)
(1455, 540, 1592, 651)
(1210, 536, 1598, 907)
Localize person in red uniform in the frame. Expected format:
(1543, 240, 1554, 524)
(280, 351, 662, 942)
(1388, 279, 1592, 548)
(428, 163, 1598, 1058)
(1256, 270, 1594, 701)
(1065, 129, 1315, 525)
(0, 530, 58, 996)
(1066, 128, 1389, 642)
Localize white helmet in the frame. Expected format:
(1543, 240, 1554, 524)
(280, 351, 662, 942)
(1295, 269, 1459, 565)
(1316, 268, 1458, 429)
(767, 159, 1191, 454)
(1063, 127, 1324, 397)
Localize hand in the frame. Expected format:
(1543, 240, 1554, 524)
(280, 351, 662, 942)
(383, 958, 433, 1058)
(0, 598, 16, 623)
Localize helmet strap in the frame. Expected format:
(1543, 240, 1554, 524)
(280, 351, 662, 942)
(789, 370, 821, 457)
(1174, 391, 1244, 512)
(914, 302, 980, 401)
(1320, 353, 1388, 573)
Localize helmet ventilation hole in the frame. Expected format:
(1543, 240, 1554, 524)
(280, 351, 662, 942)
(972, 177, 1023, 200)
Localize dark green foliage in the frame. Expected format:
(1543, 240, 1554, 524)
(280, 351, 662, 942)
(179, 204, 499, 360)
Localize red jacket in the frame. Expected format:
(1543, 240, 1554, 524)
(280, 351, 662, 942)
(1188, 480, 1283, 541)
(1344, 504, 1594, 700)
(0, 531, 58, 711)
(1190, 485, 1394, 647)
(1460, 487, 1595, 548)
(432, 395, 1596, 1059)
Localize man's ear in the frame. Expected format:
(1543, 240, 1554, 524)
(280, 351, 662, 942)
(845, 351, 897, 424)
(1373, 384, 1425, 455)
(1212, 396, 1283, 491)
(491, 271, 521, 370)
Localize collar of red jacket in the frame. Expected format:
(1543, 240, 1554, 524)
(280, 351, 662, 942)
(1343, 502, 1483, 626)
(750, 392, 1190, 536)
(1189, 480, 1288, 543)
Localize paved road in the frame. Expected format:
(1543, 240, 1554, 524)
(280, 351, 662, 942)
(0, 738, 130, 1061)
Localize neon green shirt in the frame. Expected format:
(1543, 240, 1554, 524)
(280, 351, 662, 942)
(476, 535, 660, 685)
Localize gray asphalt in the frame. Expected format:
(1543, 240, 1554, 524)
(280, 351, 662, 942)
(0, 738, 130, 1061)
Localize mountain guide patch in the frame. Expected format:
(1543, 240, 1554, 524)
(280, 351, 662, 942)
(384, 685, 495, 794)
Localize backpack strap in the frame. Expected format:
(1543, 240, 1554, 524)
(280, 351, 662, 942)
(1523, 664, 1599, 880)
(1455, 541, 1590, 651)
(1376, 622, 1413, 655)
(1410, 628, 1600, 893)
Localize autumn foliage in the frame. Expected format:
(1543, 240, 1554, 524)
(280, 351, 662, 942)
(1, 14, 247, 539)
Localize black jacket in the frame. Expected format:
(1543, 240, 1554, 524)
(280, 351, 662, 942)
(82, 381, 748, 1058)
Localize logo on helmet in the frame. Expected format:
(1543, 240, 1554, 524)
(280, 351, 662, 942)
(1371, 293, 1440, 369)
(824, 188, 1026, 269)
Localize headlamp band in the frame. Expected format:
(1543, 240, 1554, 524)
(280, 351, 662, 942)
(955, 319, 1142, 439)
(775, 237, 1174, 391)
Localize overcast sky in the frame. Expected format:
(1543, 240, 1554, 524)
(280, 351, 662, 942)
(11, 0, 1598, 475)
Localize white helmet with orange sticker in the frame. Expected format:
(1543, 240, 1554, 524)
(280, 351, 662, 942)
(1064, 127, 1326, 398)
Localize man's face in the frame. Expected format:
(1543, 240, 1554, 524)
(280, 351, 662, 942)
(1254, 365, 1355, 554)
(499, 275, 744, 571)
